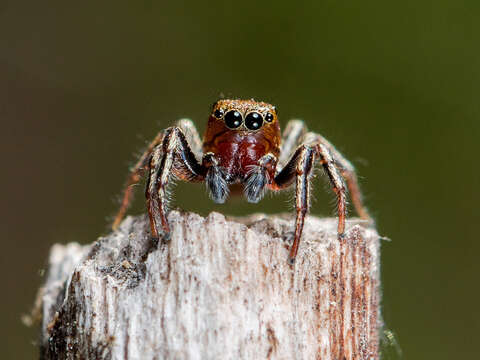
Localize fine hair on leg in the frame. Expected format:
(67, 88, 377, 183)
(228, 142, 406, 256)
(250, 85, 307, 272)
(305, 132, 371, 222)
(112, 131, 165, 230)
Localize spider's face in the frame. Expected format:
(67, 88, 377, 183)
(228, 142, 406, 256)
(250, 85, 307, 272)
(203, 99, 282, 165)
(210, 99, 278, 132)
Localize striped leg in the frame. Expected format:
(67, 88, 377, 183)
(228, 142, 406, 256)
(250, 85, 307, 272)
(277, 120, 307, 169)
(146, 127, 205, 239)
(273, 145, 316, 264)
(112, 119, 204, 231)
(316, 143, 347, 236)
(112, 131, 164, 230)
(176, 118, 203, 160)
(305, 133, 371, 222)
(273, 143, 348, 264)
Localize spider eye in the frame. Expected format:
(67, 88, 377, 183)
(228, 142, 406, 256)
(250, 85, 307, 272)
(213, 109, 224, 119)
(265, 112, 274, 122)
(224, 110, 243, 129)
(245, 112, 263, 130)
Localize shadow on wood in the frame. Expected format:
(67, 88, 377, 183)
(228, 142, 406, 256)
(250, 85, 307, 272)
(39, 211, 381, 360)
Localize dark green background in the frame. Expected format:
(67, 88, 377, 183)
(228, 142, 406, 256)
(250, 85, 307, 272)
(1, 1, 478, 359)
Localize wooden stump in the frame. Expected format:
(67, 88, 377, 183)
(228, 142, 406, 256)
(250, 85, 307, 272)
(39, 211, 381, 360)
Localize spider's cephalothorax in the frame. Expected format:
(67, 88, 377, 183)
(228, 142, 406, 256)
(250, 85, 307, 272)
(203, 99, 281, 203)
(112, 99, 372, 264)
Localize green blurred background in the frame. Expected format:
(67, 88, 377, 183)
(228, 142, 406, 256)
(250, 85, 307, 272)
(1, 1, 479, 358)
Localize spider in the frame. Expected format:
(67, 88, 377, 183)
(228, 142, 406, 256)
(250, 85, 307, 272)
(112, 99, 371, 264)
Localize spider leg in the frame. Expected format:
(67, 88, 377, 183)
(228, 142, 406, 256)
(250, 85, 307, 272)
(278, 119, 307, 169)
(146, 126, 205, 239)
(176, 118, 203, 160)
(305, 133, 371, 221)
(112, 131, 164, 230)
(112, 119, 204, 231)
(315, 143, 347, 237)
(273, 143, 348, 264)
(272, 145, 316, 264)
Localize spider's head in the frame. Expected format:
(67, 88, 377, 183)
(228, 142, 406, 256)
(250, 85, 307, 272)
(210, 99, 278, 132)
(204, 98, 282, 159)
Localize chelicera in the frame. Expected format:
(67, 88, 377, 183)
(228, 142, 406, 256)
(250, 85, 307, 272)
(112, 99, 371, 264)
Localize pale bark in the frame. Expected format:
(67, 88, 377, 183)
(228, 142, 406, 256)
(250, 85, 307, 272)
(39, 211, 381, 360)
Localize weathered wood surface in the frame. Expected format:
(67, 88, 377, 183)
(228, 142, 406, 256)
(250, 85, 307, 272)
(39, 211, 381, 360)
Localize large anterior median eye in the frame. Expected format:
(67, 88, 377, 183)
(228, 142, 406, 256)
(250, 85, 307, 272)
(245, 112, 263, 130)
(224, 110, 243, 129)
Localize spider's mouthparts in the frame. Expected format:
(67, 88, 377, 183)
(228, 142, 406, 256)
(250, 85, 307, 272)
(206, 167, 229, 204)
(244, 169, 268, 203)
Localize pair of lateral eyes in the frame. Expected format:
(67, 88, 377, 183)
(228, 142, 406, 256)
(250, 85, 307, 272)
(213, 108, 275, 131)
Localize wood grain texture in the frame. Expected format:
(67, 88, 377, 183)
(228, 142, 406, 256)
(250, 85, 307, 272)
(39, 211, 381, 360)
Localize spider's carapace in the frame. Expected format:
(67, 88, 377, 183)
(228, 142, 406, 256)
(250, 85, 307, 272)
(112, 99, 371, 264)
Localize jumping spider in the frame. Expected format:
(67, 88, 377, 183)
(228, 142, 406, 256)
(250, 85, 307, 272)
(112, 99, 371, 264)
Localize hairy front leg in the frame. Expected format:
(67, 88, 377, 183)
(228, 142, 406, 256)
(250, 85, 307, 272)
(146, 127, 205, 239)
(113, 119, 204, 232)
(290, 146, 316, 264)
(273, 145, 315, 264)
(274, 142, 348, 264)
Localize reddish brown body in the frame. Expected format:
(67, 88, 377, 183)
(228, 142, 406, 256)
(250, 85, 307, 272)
(203, 99, 281, 183)
(112, 99, 372, 264)
(207, 132, 272, 181)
